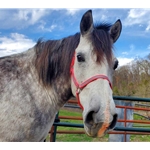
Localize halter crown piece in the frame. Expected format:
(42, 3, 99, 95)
(70, 52, 112, 110)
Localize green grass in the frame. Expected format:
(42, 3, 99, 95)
(55, 109, 97, 142)
(47, 109, 150, 142)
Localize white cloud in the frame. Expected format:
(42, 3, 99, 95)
(128, 9, 146, 18)
(0, 33, 35, 57)
(124, 8, 150, 31)
(66, 8, 80, 15)
(0, 9, 51, 29)
(129, 44, 135, 52)
(92, 9, 108, 22)
(122, 52, 128, 55)
(38, 21, 57, 32)
(145, 21, 150, 31)
(14, 9, 50, 25)
(49, 24, 57, 31)
(117, 57, 134, 67)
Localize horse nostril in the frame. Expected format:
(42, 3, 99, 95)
(85, 111, 95, 126)
(109, 113, 118, 129)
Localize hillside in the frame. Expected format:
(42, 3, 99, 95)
(113, 54, 150, 98)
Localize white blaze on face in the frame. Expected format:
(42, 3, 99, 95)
(72, 34, 116, 120)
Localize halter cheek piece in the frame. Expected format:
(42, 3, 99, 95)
(70, 53, 112, 110)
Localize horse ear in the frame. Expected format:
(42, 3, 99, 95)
(80, 10, 94, 36)
(110, 19, 122, 43)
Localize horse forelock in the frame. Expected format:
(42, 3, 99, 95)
(94, 22, 112, 31)
(90, 23, 113, 66)
(35, 33, 80, 86)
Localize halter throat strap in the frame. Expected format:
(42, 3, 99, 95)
(70, 52, 112, 110)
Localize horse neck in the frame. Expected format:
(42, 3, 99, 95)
(28, 47, 73, 109)
(34, 38, 78, 108)
(50, 76, 72, 107)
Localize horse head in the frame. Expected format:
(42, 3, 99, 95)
(70, 10, 122, 137)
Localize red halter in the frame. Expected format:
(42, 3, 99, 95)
(70, 52, 112, 110)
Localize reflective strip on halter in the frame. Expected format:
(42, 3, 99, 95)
(70, 52, 112, 110)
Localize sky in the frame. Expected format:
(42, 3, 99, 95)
(0, 1, 150, 67)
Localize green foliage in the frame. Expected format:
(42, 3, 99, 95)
(113, 86, 120, 95)
(113, 56, 150, 98)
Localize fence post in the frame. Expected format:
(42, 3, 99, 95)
(50, 112, 60, 142)
(124, 107, 127, 142)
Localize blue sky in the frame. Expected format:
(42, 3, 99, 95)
(0, 7, 150, 66)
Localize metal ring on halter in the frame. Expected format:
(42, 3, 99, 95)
(76, 88, 81, 94)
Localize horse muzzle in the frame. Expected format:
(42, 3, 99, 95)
(84, 111, 118, 137)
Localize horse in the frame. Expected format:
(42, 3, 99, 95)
(108, 100, 134, 142)
(0, 10, 122, 141)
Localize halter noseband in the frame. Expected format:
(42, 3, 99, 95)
(70, 53, 112, 110)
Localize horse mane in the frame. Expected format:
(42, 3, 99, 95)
(35, 23, 113, 87)
(35, 33, 80, 86)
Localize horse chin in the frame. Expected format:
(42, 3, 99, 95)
(85, 130, 108, 138)
(84, 123, 109, 138)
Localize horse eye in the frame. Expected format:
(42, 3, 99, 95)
(77, 54, 85, 62)
(113, 60, 118, 70)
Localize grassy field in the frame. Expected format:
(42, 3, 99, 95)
(47, 108, 150, 142)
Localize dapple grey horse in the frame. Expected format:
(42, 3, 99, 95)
(0, 10, 122, 141)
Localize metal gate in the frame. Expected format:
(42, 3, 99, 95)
(49, 96, 150, 142)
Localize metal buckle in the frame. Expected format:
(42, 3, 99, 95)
(76, 88, 81, 94)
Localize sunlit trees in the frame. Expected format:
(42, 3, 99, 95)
(113, 54, 150, 98)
